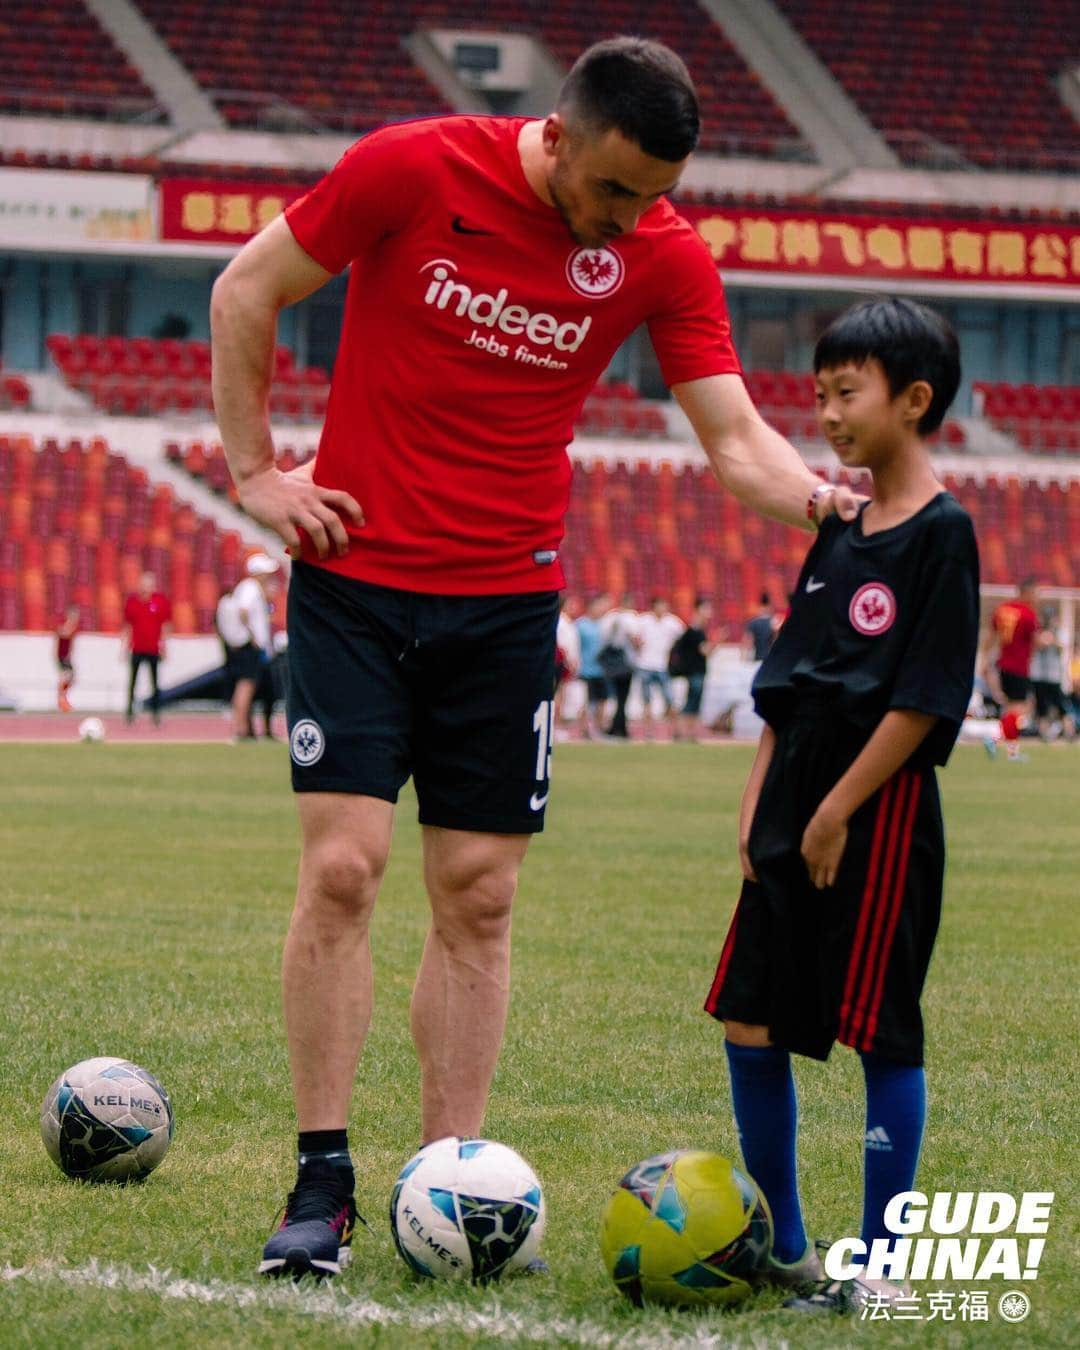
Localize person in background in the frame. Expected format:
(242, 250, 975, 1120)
(673, 595, 715, 741)
(554, 594, 581, 737)
(984, 578, 1038, 761)
(123, 571, 171, 725)
(635, 595, 685, 739)
(576, 592, 611, 740)
(55, 604, 79, 712)
(599, 592, 641, 739)
(743, 593, 778, 664)
(216, 553, 280, 741)
(1030, 607, 1075, 742)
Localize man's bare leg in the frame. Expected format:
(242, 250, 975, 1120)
(410, 827, 530, 1143)
(283, 794, 394, 1130)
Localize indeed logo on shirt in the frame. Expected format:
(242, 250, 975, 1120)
(420, 259, 592, 357)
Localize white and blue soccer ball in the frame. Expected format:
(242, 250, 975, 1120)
(390, 1136, 545, 1281)
(40, 1056, 174, 1182)
(78, 717, 105, 742)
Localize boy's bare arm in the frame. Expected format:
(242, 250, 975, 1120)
(738, 724, 776, 881)
(801, 709, 938, 890)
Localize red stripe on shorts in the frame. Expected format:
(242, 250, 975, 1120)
(839, 777, 895, 1040)
(847, 771, 911, 1046)
(859, 772, 923, 1051)
(704, 901, 741, 1015)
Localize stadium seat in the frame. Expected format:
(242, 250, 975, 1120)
(774, 0, 1080, 172)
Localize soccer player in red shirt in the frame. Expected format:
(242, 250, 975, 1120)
(986, 578, 1038, 759)
(55, 604, 79, 712)
(122, 571, 171, 725)
(211, 37, 863, 1279)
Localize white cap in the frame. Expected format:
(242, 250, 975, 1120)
(245, 553, 278, 576)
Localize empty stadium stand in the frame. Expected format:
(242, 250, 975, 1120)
(0, 433, 246, 635)
(560, 460, 1080, 623)
(0, 0, 160, 121)
(774, 0, 1080, 172)
(46, 335, 330, 420)
(132, 0, 802, 155)
(974, 381, 1080, 454)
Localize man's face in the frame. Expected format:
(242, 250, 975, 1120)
(139, 572, 155, 596)
(543, 116, 686, 249)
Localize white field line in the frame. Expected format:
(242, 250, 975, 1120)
(1, 1261, 788, 1350)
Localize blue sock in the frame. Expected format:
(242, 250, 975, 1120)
(724, 1041, 807, 1264)
(860, 1053, 926, 1250)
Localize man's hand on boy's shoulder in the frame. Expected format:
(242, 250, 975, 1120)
(815, 483, 868, 527)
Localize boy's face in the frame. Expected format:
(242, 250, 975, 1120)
(814, 358, 928, 468)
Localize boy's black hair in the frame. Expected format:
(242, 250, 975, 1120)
(557, 38, 700, 162)
(814, 297, 961, 435)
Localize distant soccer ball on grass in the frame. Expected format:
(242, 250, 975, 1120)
(390, 1136, 545, 1281)
(600, 1150, 772, 1307)
(40, 1057, 173, 1182)
(77, 717, 105, 742)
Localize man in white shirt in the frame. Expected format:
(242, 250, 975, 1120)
(635, 595, 685, 738)
(216, 553, 279, 741)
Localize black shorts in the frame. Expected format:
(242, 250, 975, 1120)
(286, 562, 559, 833)
(585, 675, 609, 705)
(226, 642, 263, 683)
(1031, 679, 1067, 719)
(998, 668, 1029, 703)
(704, 711, 944, 1066)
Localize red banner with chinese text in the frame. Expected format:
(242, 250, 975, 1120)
(159, 178, 308, 244)
(158, 180, 1080, 288)
(679, 205, 1080, 288)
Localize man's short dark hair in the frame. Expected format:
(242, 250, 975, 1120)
(814, 297, 961, 435)
(557, 38, 699, 162)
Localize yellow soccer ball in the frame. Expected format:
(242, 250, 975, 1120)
(600, 1149, 772, 1307)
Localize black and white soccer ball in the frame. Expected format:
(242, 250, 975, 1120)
(390, 1136, 545, 1281)
(40, 1056, 173, 1182)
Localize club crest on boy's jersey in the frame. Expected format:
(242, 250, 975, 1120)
(849, 582, 897, 636)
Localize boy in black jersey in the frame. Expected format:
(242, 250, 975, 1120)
(705, 298, 979, 1315)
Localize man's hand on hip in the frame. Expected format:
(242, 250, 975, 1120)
(238, 465, 364, 559)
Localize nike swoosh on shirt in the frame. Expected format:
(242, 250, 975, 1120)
(452, 215, 495, 236)
(805, 577, 827, 593)
(529, 791, 549, 811)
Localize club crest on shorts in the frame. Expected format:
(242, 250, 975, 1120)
(290, 718, 326, 766)
(849, 582, 897, 636)
(565, 246, 625, 298)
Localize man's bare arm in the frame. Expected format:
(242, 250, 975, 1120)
(210, 215, 363, 557)
(673, 373, 862, 529)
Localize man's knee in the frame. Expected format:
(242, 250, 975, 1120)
(427, 846, 518, 941)
(300, 840, 386, 921)
(724, 1020, 773, 1047)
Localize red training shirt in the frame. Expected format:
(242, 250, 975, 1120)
(124, 592, 172, 654)
(992, 601, 1037, 676)
(285, 115, 740, 594)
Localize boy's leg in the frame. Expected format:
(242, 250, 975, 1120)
(859, 1051, 926, 1251)
(724, 1022, 809, 1267)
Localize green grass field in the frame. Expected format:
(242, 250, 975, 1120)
(0, 741, 1076, 1348)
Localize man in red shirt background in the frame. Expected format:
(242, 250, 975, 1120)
(986, 577, 1039, 760)
(211, 36, 862, 1279)
(122, 570, 171, 725)
(55, 604, 79, 712)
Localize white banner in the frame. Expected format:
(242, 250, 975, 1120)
(0, 168, 154, 249)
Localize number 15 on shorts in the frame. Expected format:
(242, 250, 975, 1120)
(531, 699, 553, 812)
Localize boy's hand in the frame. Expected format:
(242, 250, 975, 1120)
(738, 827, 757, 882)
(801, 804, 848, 889)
